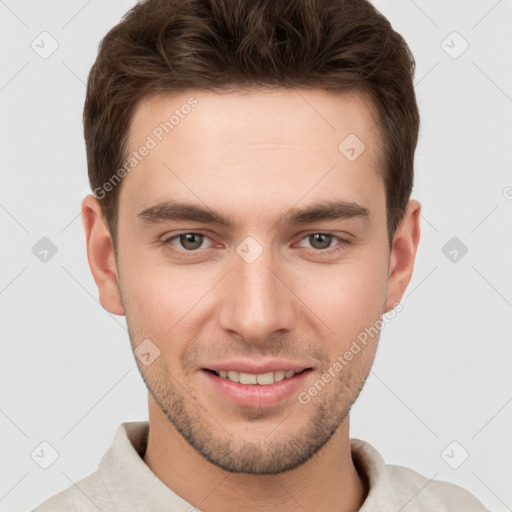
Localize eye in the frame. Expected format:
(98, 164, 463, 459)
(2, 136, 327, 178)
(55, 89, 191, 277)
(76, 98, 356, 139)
(160, 231, 349, 260)
(297, 233, 347, 251)
(164, 232, 211, 251)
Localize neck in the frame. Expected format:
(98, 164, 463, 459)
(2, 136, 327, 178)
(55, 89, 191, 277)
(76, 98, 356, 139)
(143, 396, 368, 512)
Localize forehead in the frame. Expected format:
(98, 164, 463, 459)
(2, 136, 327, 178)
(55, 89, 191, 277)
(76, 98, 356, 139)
(120, 88, 384, 223)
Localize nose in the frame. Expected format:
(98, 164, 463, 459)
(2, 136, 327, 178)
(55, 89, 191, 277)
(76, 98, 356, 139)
(217, 242, 298, 344)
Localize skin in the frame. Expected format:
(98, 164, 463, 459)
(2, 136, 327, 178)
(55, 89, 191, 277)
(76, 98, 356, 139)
(82, 88, 421, 512)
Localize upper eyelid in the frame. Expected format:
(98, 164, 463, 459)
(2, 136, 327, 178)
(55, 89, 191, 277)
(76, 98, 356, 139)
(296, 233, 343, 243)
(164, 231, 347, 250)
(164, 231, 213, 246)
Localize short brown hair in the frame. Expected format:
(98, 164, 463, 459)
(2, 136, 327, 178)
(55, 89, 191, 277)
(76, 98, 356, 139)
(84, 0, 419, 246)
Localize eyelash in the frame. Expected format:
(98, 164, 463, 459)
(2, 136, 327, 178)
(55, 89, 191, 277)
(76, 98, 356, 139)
(161, 231, 350, 259)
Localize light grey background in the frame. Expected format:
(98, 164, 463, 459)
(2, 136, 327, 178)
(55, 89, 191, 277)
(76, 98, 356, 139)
(1, 1, 511, 511)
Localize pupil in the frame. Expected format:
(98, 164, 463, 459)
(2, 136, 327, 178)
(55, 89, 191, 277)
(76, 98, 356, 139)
(181, 233, 203, 250)
(311, 233, 331, 250)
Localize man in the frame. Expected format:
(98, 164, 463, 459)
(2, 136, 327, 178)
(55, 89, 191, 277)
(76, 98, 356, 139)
(33, 0, 491, 510)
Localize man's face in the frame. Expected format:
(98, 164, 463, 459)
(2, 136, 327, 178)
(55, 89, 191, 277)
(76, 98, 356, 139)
(115, 88, 392, 474)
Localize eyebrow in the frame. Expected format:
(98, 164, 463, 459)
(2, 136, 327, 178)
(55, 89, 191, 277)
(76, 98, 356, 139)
(136, 199, 370, 228)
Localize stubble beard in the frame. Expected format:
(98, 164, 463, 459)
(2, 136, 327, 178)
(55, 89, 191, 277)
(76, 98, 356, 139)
(136, 351, 371, 475)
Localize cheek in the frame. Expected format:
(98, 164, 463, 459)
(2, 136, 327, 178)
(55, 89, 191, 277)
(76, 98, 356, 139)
(293, 256, 388, 343)
(119, 249, 216, 342)
(118, 247, 169, 332)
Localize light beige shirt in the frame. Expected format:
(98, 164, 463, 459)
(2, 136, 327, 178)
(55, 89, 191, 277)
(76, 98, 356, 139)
(32, 421, 491, 511)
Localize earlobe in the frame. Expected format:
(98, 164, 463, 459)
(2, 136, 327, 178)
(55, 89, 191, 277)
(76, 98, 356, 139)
(81, 195, 125, 316)
(385, 199, 421, 311)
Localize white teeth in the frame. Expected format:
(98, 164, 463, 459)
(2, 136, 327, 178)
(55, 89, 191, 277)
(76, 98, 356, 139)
(256, 372, 274, 385)
(215, 369, 298, 385)
(227, 370, 239, 382)
(239, 372, 257, 384)
(274, 370, 285, 382)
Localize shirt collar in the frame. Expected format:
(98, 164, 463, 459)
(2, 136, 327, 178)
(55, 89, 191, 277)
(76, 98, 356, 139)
(98, 421, 194, 511)
(98, 421, 384, 510)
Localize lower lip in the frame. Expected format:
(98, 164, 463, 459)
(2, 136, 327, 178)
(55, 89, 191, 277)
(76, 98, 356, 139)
(202, 369, 312, 408)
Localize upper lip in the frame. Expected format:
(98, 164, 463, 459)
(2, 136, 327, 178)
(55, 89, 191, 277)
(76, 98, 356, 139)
(202, 359, 312, 374)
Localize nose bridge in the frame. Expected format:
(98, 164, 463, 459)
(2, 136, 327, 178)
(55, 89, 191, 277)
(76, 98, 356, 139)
(218, 239, 296, 342)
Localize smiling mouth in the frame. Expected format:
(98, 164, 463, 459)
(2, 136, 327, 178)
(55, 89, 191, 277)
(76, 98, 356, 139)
(204, 368, 311, 385)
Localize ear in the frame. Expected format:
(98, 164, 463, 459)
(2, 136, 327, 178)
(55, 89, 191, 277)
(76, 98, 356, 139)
(385, 199, 421, 311)
(81, 195, 125, 316)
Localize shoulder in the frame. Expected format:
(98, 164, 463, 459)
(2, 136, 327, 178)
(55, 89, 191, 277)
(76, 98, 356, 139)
(31, 492, 78, 512)
(351, 439, 491, 511)
(382, 464, 491, 511)
(30, 471, 113, 512)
